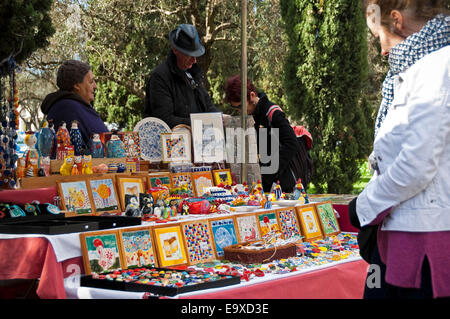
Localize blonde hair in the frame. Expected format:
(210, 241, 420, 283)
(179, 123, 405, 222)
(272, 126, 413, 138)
(364, 0, 448, 27)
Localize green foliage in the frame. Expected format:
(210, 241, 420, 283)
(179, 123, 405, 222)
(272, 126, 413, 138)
(281, 0, 373, 193)
(0, 0, 54, 66)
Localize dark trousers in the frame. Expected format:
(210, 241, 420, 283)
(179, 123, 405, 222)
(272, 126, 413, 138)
(364, 245, 434, 299)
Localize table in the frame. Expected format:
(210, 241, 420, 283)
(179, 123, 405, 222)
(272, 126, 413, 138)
(0, 187, 365, 299)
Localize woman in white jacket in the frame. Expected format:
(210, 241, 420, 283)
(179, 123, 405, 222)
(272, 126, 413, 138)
(350, 0, 449, 298)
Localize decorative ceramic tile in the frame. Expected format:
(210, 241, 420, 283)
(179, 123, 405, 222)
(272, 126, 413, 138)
(235, 214, 261, 242)
(210, 218, 238, 257)
(133, 117, 171, 162)
(277, 208, 302, 240)
(182, 221, 215, 264)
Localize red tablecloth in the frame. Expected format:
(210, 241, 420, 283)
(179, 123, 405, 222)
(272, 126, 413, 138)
(179, 259, 368, 299)
(0, 187, 364, 299)
(0, 237, 83, 299)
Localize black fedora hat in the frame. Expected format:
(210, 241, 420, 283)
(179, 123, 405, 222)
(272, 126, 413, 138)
(169, 24, 205, 57)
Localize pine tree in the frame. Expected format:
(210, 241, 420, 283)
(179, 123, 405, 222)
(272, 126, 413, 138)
(280, 0, 373, 193)
(0, 0, 54, 66)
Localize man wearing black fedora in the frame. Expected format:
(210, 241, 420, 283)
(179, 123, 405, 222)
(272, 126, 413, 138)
(144, 24, 220, 128)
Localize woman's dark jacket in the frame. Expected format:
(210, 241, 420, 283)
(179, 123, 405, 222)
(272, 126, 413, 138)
(144, 50, 219, 128)
(253, 93, 301, 193)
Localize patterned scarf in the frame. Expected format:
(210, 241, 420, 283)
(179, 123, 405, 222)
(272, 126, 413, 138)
(374, 14, 450, 137)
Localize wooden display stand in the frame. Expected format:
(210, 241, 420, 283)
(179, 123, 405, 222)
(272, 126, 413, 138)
(18, 158, 151, 190)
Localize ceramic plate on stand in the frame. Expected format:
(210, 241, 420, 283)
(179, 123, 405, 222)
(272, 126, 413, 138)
(133, 117, 171, 162)
(272, 200, 303, 207)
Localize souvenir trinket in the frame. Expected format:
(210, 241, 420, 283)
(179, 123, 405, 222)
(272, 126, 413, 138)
(106, 130, 126, 158)
(69, 120, 85, 156)
(90, 133, 104, 158)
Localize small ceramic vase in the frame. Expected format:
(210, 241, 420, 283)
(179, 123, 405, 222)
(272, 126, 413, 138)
(90, 133, 104, 158)
(37, 120, 54, 158)
(106, 131, 126, 158)
(69, 120, 85, 156)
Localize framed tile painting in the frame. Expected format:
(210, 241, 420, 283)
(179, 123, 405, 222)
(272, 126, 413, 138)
(314, 201, 341, 236)
(295, 204, 323, 241)
(57, 179, 94, 215)
(209, 217, 238, 258)
(147, 172, 172, 189)
(161, 132, 191, 163)
(79, 230, 123, 275)
(116, 175, 146, 211)
(118, 227, 157, 268)
(181, 220, 216, 265)
(152, 224, 188, 267)
(212, 169, 232, 186)
(234, 213, 261, 242)
(88, 177, 121, 214)
(170, 172, 195, 195)
(276, 208, 303, 241)
(190, 112, 226, 163)
(191, 171, 214, 197)
(257, 211, 281, 237)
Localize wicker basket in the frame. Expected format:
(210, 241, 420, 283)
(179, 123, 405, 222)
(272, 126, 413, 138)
(223, 241, 297, 264)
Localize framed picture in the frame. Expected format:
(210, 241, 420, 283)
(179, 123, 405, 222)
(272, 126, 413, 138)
(152, 224, 188, 267)
(191, 171, 214, 197)
(79, 230, 123, 275)
(209, 217, 238, 258)
(161, 132, 191, 163)
(234, 213, 261, 242)
(57, 179, 94, 215)
(257, 211, 281, 237)
(147, 172, 172, 189)
(315, 201, 341, 236)
(170, 172, 195, 195)
(295, 204, 323, 241)
(88, 177, 121, 214)
(190, 112, 226, 163)
(212, 169, 232, 186)
(118, 227, 157, 269)
(116, 175, 146, 211)
(276, 208, 303, 241)
(181, 220, 216, 265)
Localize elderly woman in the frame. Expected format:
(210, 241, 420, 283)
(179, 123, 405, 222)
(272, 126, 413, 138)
(41, 60, 108, 147)
(350, 0, 449, 298)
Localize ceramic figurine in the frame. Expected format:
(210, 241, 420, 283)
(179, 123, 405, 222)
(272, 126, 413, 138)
(74, 155, 83, 173)
(106, 130, 126, 158)
(48, 119, 57, 159)
(56, 122, 71, 160)
(69, 120, 85, 156)
(37, 120, 54, 158)
(40, 156, 51, 176)
(24, 131, 39, 171)
(71, 162, 80, 175)
(90, 133, 104, 158)
(26, 157, 39, 177)
(16, 157, 26, 179)
(60, 154, 74, 176)
(81, 155, 93, 174)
